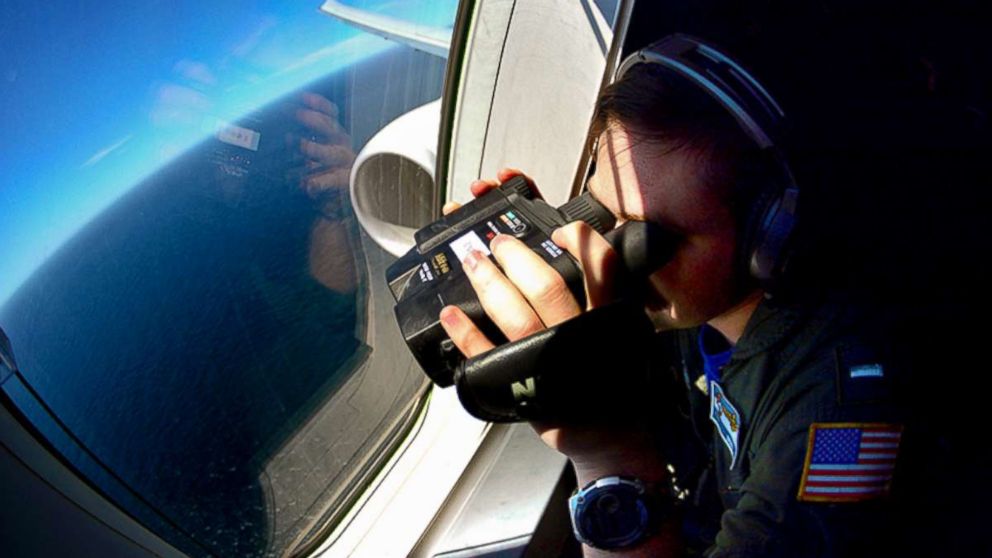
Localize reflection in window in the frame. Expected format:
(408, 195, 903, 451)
(0, 1, 457, 555)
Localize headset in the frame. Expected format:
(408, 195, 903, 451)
(615, 34, 799, 288)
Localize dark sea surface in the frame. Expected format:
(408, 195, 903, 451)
(1, 116, 360, 555)
(0, 47, 446, 556)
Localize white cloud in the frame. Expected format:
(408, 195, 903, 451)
(272, 33, 386, 78)
(81, 135, 133, 168)
(173, 60, 217, 86)
(149, 83, 212, 127)
(232, 16, 279, 58)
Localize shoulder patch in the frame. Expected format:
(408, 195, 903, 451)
(835, 345, 893, 405)
(798, 423, 902, 503)
(710, 381, 741, 469)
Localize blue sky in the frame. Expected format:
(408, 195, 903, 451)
(0, 0, 457, 306)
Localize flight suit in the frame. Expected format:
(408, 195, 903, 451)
(668, 292, 907, 557)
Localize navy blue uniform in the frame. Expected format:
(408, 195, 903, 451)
(666, 293, 906, 557)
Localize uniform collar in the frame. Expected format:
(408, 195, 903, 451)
(698, 324, 733, 383)
(728, 295, 807, 361)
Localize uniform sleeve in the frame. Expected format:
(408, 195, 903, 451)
(705, 350, 905, 558)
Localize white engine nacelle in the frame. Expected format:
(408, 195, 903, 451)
(350, 99, 441, 257)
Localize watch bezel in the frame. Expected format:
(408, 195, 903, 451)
(569, 476, 656, 550)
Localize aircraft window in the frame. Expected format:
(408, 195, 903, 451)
(0, 1, 457, 556)
(593, 0, 621, 26)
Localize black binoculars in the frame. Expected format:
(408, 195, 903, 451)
(386, 177, 678, 422)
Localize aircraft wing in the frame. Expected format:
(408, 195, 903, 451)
(319, 0, 451, 59)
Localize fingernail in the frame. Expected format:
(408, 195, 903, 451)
(463, 250, 482, 271)
(489, 234, 508, 251)
(440, 306, 459, 327)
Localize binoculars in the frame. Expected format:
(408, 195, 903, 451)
(386, 177, 678, 422)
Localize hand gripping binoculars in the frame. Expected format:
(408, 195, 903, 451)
(386, 177, 678, 422)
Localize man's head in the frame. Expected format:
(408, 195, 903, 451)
(586, 62, 766, 331)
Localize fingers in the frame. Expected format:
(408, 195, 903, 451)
(552, 222, 619, 309)
(439, 305, 496, 358)
(301, 92, 339, 120)
(489, 234, 582, 326)
(496, 167, 525, 183)
(302, 167, 351, 197)
(470, 168, 541, 199)
(470, 178, 499, 198)
(296, 107, 350, 145)
(496, 168, 543, 198)
(462, 249, 545, 341)
(442, 168, 574, 358)
(299, 139, 355, 167)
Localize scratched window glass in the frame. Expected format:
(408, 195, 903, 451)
(0, 1, 457, 555)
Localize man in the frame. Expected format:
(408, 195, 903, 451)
(439, 37, 904, 557)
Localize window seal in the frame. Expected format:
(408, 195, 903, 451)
(435, 0, 479, 211)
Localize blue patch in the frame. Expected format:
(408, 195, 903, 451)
(710, 381, 742, 468)
(850, 363, 884, 378)
(835, 346, 893, 405)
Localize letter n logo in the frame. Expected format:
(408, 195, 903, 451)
(511, 377, 537, 401)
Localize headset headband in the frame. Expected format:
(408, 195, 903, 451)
(616, 34, 784, 150)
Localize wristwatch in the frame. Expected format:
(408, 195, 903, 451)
(568, 476, 667, 550)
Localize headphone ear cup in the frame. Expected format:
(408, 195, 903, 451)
(748, 186, 799, 285)
(732, 152, 774, 282)
(736, 183, 771, 283)
(733, 149, 799, 289)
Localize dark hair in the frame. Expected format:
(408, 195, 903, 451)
(589, 63, 764, 217)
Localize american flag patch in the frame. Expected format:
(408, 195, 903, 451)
(797, 423, 902, 503)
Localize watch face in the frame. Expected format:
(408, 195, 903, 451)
(572, 478, 652, 549)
